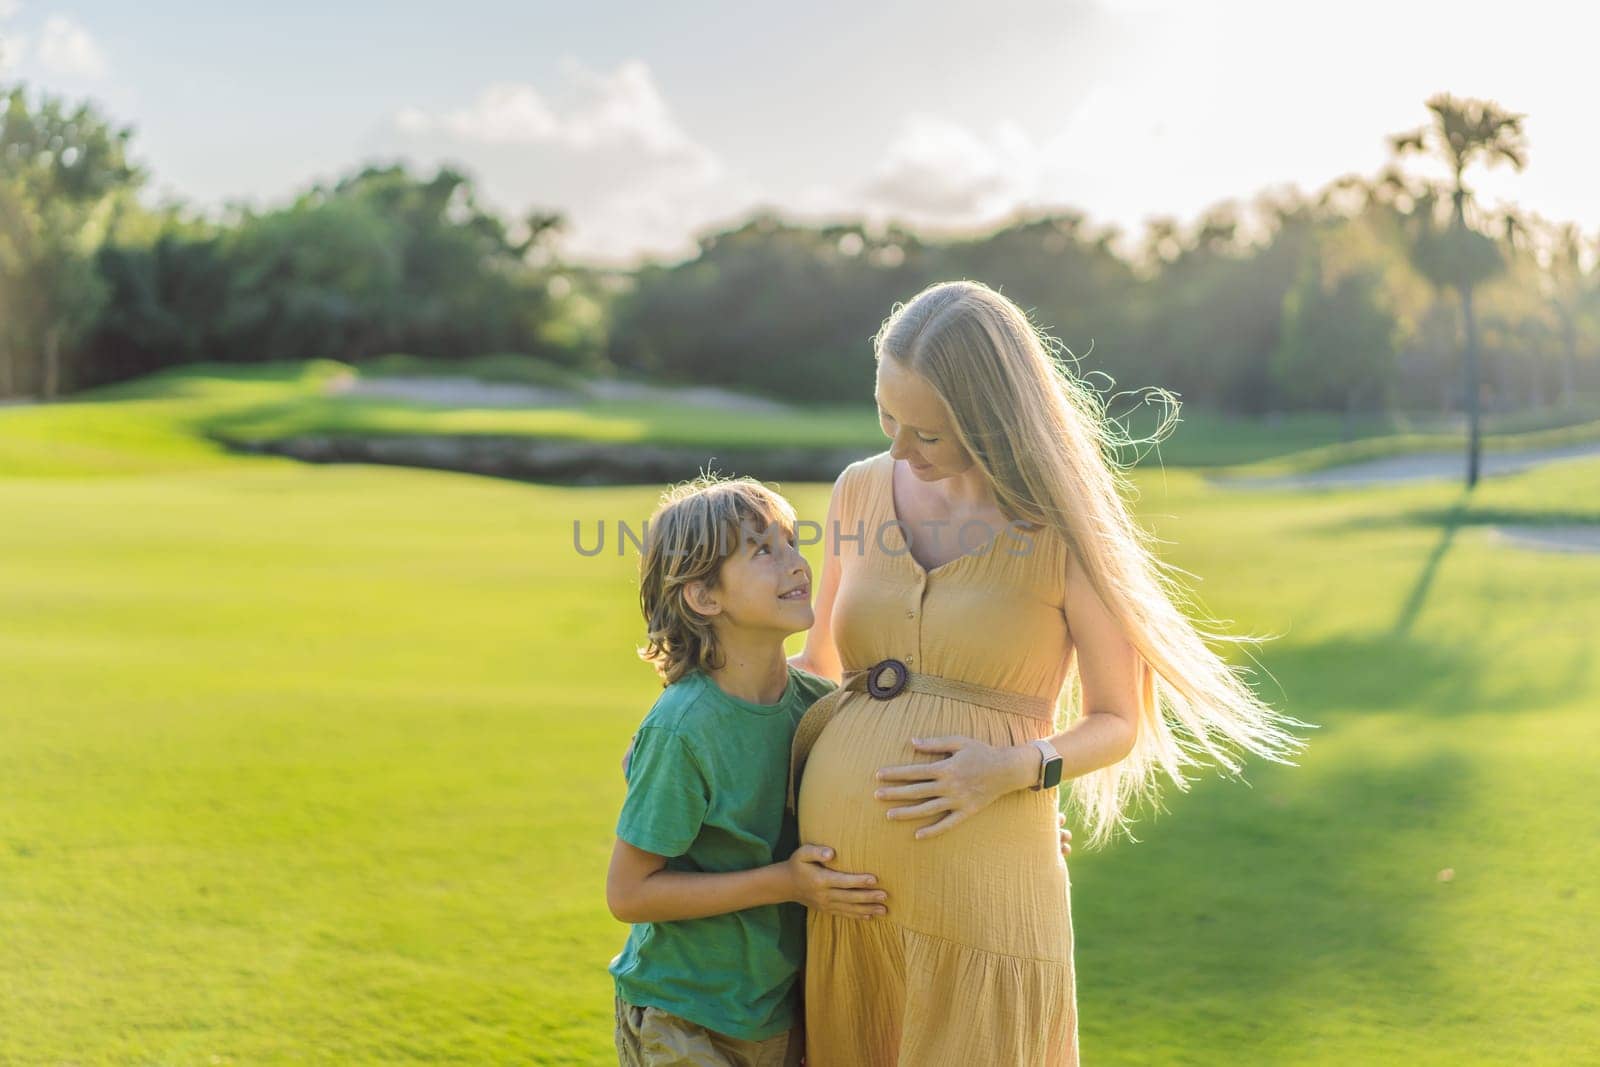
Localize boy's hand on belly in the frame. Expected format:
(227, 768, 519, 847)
(1058, 812, 1072, 858)
(783, 844, 889, 919)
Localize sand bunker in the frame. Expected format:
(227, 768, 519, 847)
(329, 374, 794, 413)
(1488, 525, 1600, 554)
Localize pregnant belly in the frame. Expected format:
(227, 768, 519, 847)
(795, 693, 1072, 957)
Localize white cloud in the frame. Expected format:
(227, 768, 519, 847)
(396, 85, 559, 143)
(395, 58, 715, 172)
(35, 14, 106, 79)
(574, 164, 765, 267)
(0, 33, 25, 73)
(0, 0, 21, 73)
(785, 113, 1070, 243)
(388, 59, 753, 265)
(857, 114, 1045, 223)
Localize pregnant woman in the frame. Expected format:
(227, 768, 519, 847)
(787, 280, 1304, 1065)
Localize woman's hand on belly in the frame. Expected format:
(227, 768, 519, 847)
(873, 734, 1041, 840)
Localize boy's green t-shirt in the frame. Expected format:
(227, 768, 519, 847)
(609, 663, 838, 1042)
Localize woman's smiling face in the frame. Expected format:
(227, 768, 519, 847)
(875, 356, 973, 480)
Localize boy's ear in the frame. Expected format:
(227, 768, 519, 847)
(682, 579, 722, 619)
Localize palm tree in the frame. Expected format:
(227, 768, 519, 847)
(1543, 221, 1600, 408)
(1388, 93, 1528, 487)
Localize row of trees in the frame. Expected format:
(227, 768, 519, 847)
(612, 94, 1599, 482)
(3, 84, 1599, 459)
(0, 84, 608, 400)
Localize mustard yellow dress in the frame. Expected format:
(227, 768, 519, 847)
(798, 450, 1078, 1066)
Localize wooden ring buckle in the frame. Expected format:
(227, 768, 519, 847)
(866, 658, 909, 699)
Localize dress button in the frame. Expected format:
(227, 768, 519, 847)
(906, 609, 916, 619)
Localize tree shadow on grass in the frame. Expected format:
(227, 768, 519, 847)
(1390, 494, 1470, 640)
(1071, 496, 1578, 1063)
(1074, 742, 1478, 1063)
(1073, 629, 1488, 1061)
(1317, 483, 1600, 538)
(1333, 506, 1600, 531)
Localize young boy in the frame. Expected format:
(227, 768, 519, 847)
(606, 475, 886, 1067)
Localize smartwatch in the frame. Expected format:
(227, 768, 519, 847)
(1029, 738, 1063, 791)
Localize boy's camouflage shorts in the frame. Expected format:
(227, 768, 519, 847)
(614, 996, 803, 1067)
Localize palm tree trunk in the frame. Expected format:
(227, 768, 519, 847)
(42, 325, 61, 402)
(1460, 284, 1481, 488)
(1559, 312, 1579, 407)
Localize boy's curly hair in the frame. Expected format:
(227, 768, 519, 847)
(637, 473, 799, 687)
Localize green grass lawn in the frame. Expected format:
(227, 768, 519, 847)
(2, 365, 1597, 1063)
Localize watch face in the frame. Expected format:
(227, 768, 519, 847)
(1042, 758, 1064, 790)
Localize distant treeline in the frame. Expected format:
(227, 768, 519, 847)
(2, 82, 1597, 417)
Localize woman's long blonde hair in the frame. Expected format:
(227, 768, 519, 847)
(876, 280, 1308, 847)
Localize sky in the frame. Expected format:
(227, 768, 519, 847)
(0, 0, 1595, 268)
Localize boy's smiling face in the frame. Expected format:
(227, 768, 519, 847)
(684, 516, 814, 638)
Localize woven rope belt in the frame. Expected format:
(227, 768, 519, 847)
(787, 657, 1056, 812)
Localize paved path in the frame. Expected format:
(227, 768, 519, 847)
(1214, 439, 1600, 554)
(1213, 440, 1600, 490)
